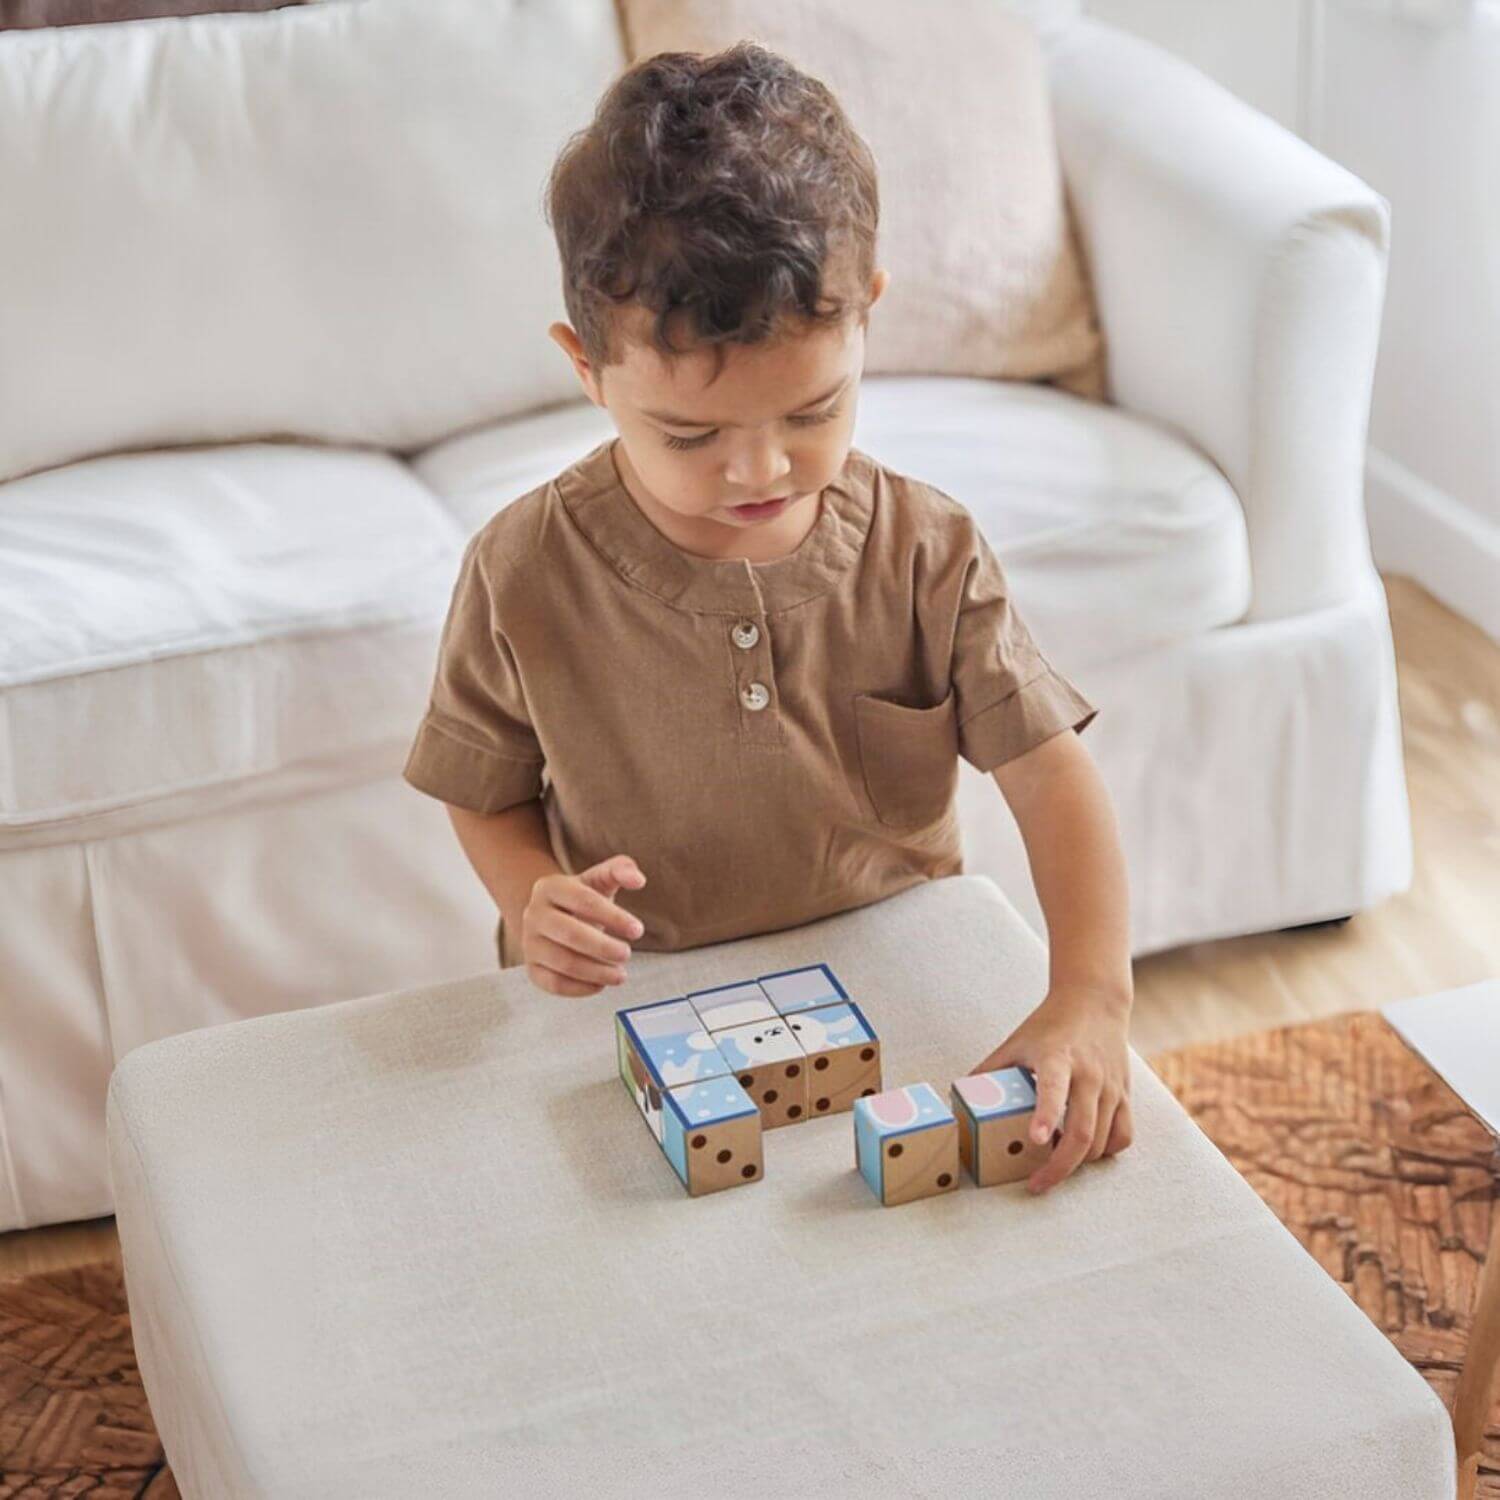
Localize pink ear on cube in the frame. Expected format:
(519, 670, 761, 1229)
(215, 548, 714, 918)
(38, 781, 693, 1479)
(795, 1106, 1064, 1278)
(950, 1066, 1053, 1187)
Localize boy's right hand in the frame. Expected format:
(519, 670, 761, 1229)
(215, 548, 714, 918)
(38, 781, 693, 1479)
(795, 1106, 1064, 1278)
(520, 854, 647, 996)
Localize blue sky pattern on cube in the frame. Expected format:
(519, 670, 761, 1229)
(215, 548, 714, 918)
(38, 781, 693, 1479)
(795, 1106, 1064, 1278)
(617, 998, 730, 1087)
(784, 1000, 873, 1054)
(687, 979, 776, 1031)
(757, 963, 849, 1015)
(662, 1077, 758, 1185)
(952, 1065, 1038, 1121)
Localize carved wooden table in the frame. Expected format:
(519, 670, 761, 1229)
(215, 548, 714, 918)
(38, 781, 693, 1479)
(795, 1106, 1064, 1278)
(1153, 1010, 1500, 1500)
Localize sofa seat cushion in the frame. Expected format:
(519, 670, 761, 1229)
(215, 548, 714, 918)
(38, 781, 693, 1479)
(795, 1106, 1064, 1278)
(0, 443, 462, 839)
(412, 377, 1252, 674)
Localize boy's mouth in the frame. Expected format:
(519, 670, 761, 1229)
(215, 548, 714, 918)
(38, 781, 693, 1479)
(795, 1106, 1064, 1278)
(728, 495, 792, 521)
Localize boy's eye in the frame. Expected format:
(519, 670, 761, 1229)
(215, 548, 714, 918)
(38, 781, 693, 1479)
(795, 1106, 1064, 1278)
(659, 403, 842, 452)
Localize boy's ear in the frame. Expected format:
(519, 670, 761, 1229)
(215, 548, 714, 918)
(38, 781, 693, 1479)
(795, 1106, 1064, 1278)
(548, 322, 604, 406)
(869, 268, 891, 306)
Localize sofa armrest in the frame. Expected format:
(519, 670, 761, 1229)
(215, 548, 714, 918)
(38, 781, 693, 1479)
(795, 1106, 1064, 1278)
(1046, 20, 1390, 622)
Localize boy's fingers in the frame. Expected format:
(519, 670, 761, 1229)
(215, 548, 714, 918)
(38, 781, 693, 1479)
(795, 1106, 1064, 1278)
(581, 854, 647, 901)
(550, 880, 645, 943)
(531, 929, 628, 988)
(526, 958, 601, 997)
(1030, 1091, 1098, 1194)
(1089, 1093, 1119, 1161)
(539, 910, 634, 970)
(1031, 1057, 1071, 1145)
(1104, 1097, 1135, 1156)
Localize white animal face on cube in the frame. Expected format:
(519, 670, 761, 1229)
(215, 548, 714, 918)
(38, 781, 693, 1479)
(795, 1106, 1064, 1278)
(687, 980, 777, 1032)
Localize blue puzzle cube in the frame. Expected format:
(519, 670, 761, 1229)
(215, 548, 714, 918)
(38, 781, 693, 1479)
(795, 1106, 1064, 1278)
(853, 1083, 959, 1206)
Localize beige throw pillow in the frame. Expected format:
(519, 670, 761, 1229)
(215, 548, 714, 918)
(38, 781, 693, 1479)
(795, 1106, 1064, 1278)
(619, 0, 1107, 400)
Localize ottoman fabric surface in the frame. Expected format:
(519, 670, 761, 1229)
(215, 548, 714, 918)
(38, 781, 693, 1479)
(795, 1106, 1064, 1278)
(106, 876, 1453, 1498)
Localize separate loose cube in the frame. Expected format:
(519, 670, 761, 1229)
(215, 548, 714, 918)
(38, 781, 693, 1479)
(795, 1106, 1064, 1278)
(712, 1015, 809, 1128)
(853, 1083, 959, 1206)
(782, 1001, 881, 1117)
(951, 1067, 1052, 1187)
(661, 1077, 764, 1196)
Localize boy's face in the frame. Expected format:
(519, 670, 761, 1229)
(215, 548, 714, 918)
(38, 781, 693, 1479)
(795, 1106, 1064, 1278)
(549, 269, 889, 559)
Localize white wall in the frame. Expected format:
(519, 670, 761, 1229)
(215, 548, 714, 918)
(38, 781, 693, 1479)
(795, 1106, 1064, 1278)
(1082, 0, 1500, 640)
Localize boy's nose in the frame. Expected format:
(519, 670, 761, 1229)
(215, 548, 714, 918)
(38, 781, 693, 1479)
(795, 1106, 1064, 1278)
(724, 437, 792, 495)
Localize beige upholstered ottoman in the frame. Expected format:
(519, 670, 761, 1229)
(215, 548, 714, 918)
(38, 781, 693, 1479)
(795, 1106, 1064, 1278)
(107, 875, 1454, 1498)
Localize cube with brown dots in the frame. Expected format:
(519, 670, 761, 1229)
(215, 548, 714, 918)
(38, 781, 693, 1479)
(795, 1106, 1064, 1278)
(711, 1015, 809, 1129)
(950, 1067, 1053, 1187)
(782, 1001, 881, 1117)
(662, 1078, 764, 1196)
(853, 1084, 960, 1206)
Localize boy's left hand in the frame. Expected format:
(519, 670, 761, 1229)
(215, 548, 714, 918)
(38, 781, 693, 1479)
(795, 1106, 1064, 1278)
(969, 982, 1134, 1195)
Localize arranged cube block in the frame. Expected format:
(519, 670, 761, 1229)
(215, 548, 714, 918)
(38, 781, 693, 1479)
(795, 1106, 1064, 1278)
(662, 1077, 764, 1196)
(853, 1084, 959, 1206)
(687, 979, 777, 1032)
(951, 1067, 1052, 1187)
(712, 1015, 809, 1128)
(782, 1001, 881, 1117)
(616, 999, 730, 1149)
(758, 963, 848, 1015)
(614, 962, 882, 1194)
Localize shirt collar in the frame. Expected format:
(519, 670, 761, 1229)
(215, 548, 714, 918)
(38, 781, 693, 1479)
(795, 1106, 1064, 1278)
(555, 437, 876, 616)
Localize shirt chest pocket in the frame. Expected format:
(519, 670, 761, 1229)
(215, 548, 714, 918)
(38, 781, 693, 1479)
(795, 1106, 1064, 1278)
(852, 689, 959, 832)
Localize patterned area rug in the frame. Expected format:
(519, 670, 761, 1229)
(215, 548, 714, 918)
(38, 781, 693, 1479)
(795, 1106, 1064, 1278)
(0, 1259, 176, 1498)
(3, 1016, 1496, 1496)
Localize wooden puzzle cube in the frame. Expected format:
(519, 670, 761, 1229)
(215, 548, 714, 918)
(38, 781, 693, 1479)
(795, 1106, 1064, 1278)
(616, 963, 883, 1192)
(687, 979, 779, 1032)
(853, 1083, 959, 1206)
(710, 1015, 809, 1128)
(782, 1000, 881, 1117)
(950, 1067, 1053, 1187)
(662, 1077, 764, 1196)
(615, 1002, 744, 1188)
(757, 962, 849, 1016)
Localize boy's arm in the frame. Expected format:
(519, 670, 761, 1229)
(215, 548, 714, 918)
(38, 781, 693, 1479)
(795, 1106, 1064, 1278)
(445, 802, 646, 984)
(447, 800, 564, 965)
(974, 727, 1135, 1192)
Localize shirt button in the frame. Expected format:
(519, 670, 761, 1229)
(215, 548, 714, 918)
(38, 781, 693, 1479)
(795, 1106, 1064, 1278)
(741, 681, 770, 711)
(732, 620, 760, 650)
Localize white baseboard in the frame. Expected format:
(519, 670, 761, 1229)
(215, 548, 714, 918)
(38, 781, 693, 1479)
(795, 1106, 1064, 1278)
(1366, 445, 1500, 643)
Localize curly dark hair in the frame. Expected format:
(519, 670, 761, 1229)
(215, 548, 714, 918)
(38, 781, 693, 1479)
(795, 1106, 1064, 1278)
(544, 41, 880, 383)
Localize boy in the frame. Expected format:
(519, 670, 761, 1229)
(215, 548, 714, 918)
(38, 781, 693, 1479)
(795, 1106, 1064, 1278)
(403, 43, 1134, 1192)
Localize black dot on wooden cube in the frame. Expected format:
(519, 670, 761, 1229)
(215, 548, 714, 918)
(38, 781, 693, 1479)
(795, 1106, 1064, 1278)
(937, 1173, 952, 1188)
(860, 1047, 875, 1061)
(1008, 1140, 1024, 1156)
(816, 1097, 830, 1111)
(739, 1074, 754, 1087)
(764, 1088, 779, 1103)
(888, 1142, 903, 1158)
(788, 1104, 802, 1118)
(814, 1056, 830, 1071)
(742, 1163, 758, 1179)
(691, 1134, 707, 1149)
(716, 1148, 732, 1164)
(860, 1088, 876, 1097)
(786, 1062, 800, 1077)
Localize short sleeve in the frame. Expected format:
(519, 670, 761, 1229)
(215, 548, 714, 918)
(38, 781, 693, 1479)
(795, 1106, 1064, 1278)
(950, 520, 1097, 772)
(402, 536, 545, 815)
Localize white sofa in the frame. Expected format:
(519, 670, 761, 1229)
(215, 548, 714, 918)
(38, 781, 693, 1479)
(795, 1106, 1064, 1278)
(0, 0, 1410, 1231)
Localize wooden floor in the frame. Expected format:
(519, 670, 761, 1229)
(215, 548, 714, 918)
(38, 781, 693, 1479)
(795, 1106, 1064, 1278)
(2, 573, 1496, 1280)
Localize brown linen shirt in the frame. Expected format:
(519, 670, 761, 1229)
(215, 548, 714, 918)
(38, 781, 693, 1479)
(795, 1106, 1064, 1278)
(403, 436, 1096, 964)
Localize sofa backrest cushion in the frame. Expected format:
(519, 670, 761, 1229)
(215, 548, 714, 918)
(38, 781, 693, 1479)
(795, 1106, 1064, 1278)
(620, 0, 1105, 401)
(0, 0, 625, 483)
